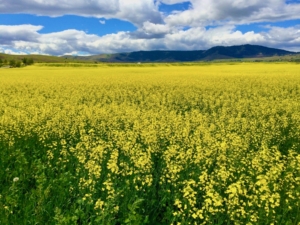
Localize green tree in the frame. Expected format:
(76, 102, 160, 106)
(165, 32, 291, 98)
(22, 57, 28, 65)
(15, 61, 22, 68)
(9, 59, 16, 67)
(27, 58, 34, 65)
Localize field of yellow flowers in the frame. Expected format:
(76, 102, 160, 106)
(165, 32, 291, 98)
(0, 63, 299, 224)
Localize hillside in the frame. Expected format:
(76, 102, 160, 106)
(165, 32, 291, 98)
(0, 53, 92, 64)
(64, 44, 298, 62)
(1, 45, 299, 64)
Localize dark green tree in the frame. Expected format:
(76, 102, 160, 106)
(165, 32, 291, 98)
(27, 58, 34, 65)
(15, 61, 22, 68)
(22, 57, 28, 65)
(9, 59, 16, 67)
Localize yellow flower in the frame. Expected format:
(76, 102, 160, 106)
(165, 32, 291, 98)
(94, 199, 104, 210)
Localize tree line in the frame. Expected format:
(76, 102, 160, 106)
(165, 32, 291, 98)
(0, 57, 34, 68)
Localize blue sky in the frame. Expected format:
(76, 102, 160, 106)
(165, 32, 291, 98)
(0, 0, 300, 55)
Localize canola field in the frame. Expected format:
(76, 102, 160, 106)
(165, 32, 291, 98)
(0, 63, 299, 225)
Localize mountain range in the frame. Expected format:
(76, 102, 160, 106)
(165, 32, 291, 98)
(1, 44, 299, 63)
(65, 44, 298, 62)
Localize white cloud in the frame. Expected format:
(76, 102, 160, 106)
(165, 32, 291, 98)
(1, 24, 300, 56)
(2, 49, 28, 55)
(1, 1, 300, 29)
(162, 26, 261, 50)
(115, 0, 163, 25)
(130, 22, 176, 39)
(0, 24, 43, 45)
(0, 0, 119, 15)
(0, 0, 162, 27)
(142, 21, 172, 35)
(1, 1, 300, 54)
(259, 25, 300, 50)
(63, 51, 91, 56)
(165, 0, 300, 27)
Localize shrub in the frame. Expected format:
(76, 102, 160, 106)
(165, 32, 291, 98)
(15, 61, 22, 68)
(9, 59, 16, 67)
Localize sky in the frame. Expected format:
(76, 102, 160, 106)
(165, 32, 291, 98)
(0, 0, 300, 56)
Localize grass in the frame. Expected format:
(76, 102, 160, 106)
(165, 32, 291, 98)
(0, 63, 299, 224)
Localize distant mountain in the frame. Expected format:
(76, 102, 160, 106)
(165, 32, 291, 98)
(1, 45, 298, 64)
(200, 45, 294, 60)
(64, 44, 296, 62)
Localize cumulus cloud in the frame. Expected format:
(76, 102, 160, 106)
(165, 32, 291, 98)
(0, 0, 119, 16)
(1, 1, 300, 27)
(0, 0, 162, 27)
(1, 24, 300, 56)
(0, 24, 43, 45)
(130, 22, 176, 39)
(4, 0, 300, 29)
(162, 26, 266, 50)
(2, 49, 28, 55)
(165, 0, 300, 27)
(259, 25, 300, 51)
(115, 0, 163, 25)
(1, 0, 300, 54)
(13, 28, 101, 55)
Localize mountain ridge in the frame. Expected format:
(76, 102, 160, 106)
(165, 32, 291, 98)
(1, 44, 299, 63)
(65, 44, 297, 62)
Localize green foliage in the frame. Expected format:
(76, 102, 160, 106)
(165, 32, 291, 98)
(0, 57, 34, 68)
(15, 61, 22, 68)
(28, 58, 34, 65)
(22, 57, 34, 65)
(125, 199, 147, 225)
(7, 59, 22, 68)
(22, 57, 34, 66)
(22, 57, 28, 65)
(9, 59, 16, 67)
